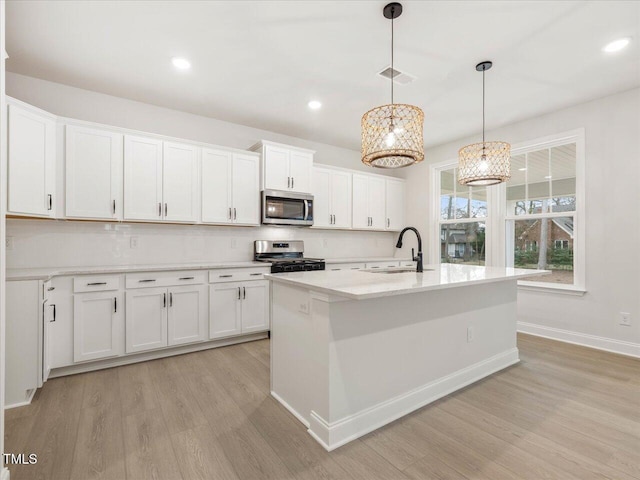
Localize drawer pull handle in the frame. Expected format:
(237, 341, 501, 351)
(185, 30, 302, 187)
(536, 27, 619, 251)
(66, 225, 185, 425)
(219, 275, 233, 278)
(249, 273, 262, 276)
(47, 286, 55, 291)
(351, 267, 360, 270)
(87, 282, 107, 286)
(179, 277, 195, 280)
(139, 279, 156, 283)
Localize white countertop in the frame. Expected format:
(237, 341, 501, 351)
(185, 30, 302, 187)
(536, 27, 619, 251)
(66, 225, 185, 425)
(266, 264, 549, 300)
(6, 261, 270, 281)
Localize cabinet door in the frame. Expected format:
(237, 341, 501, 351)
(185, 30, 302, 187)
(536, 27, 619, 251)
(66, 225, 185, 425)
(232, 153, 260, 225)
(385, 179, 405, 231)
(209, 283, 242, 339)
(352, 174, 370, 229)
(7, 104, 56, 216)
(162, 141, 199, 222)
(368, 176, 387, 230)
(240, 281, 269, 334)
(168, 285, 207, 346)
(66, 125, 123, 220)
(125, 288, 168, 353)
(289, 150, 313, 193)
(201, 148, 232, 223)
(124, 135, 163, 221)
(331, 170, 352, 228)
(73, 292, 123, 362)
(312, 167, 331, 228)
(263, 145, 290, 191)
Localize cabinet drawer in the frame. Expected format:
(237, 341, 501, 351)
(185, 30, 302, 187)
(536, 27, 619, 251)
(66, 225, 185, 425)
(74, 275, 120, 293)
(327, 262, 366, 271)
(209, 267, 270, 283)
(125, 271, 206, 289)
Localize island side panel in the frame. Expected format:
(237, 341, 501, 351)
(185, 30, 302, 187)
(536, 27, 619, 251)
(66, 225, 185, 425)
(270, 281, 322, 427)
(313, 280, 520, 450)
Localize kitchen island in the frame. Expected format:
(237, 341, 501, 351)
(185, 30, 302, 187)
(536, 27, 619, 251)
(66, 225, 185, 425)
(266, 263, 547, 451)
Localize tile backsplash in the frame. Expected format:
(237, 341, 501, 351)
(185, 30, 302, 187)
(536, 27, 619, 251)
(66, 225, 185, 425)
(6, 219, 404, 268)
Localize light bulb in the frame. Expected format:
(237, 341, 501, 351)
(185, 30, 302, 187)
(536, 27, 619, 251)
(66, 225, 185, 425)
(479, 154, 489, 172)
(393, 126, 404, 134)
(385, 131, 396, 147)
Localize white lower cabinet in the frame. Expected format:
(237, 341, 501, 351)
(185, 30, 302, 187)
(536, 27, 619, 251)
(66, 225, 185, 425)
(167, 285, 208, 346)
(210, 280, 269, 339)
(125, 287, 168, 353)
(74, 291, 123, 362)
(209, 282, 242, 339)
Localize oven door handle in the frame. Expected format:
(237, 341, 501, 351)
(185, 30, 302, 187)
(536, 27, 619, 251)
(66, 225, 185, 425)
(304, 199, 309, 221)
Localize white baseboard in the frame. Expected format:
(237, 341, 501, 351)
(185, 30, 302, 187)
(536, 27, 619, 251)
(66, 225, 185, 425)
(1, 466, 10, 480)
(47, 332, 268, 379)
(271, 390, 310, 428)
(5, 388, 36, 410)
(518, 322, 640, 358)
(307, 348, 520, 451)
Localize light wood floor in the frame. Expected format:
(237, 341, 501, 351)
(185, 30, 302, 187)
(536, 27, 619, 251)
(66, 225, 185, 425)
(6, 333, 640, 480)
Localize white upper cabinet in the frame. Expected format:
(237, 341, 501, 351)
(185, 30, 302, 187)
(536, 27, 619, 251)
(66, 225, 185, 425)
(7, 103, 56, 217)
(253, 141, 314, 194)
(201, 148, 233, 223)
(385, 178, 406, 231)
(312, 166, 352, 229)
(65, 125, 123, 220)
(124, 135, 163, 221)
(352, 173, 387, 230)
(162, 141, 199, 223)
(231, 153, 260, 225)
(202, 149, 259, 225)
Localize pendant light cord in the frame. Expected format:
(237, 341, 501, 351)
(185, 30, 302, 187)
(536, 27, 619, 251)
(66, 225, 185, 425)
(482, 68, 485, 146)
(391, 14, 394, 106)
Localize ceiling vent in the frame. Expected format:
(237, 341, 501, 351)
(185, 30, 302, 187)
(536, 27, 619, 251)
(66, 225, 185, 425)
(378, 66, 416, 85)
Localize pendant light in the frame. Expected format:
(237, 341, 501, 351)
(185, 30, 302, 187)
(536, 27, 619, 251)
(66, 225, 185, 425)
(458, 61, 511, 186)
(361, 2, 424, 169)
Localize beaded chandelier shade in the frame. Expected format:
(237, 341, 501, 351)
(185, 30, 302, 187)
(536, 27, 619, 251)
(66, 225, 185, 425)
(361, 103, 424, 168)
(361, 3, 424, 169)
(458, 61, 511, 186)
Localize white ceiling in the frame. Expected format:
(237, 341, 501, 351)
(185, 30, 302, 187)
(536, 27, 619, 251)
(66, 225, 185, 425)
(6, 1, 640, 150)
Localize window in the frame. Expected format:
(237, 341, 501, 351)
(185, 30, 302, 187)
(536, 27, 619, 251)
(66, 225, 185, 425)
(505, 141, 580, 287)
(438, 167, 487, 266)
(431, 130, 585, 292)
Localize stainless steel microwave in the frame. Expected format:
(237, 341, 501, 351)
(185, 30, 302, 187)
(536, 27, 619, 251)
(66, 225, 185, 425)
(262, 190, 313, 226)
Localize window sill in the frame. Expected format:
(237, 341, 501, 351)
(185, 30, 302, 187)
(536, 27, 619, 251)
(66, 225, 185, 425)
(517, 281, 586, 296)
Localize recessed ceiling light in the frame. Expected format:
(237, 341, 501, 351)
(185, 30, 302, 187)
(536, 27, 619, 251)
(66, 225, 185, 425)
(518, 168, 527, 171)
(308, 100, 322, 110)
(602, 38, 631, 53)
(171, 57, 191, 70)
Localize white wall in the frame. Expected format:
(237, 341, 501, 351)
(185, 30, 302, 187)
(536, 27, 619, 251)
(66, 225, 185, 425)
(5, 219, 396, 268)
(403, 88, 640, 354)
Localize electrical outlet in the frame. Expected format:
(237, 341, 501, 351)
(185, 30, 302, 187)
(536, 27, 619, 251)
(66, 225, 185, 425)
(467, 326, 474, 343)
(298, 301, 310, 315)
(619, 312, 631, 327)
(5, 237, 13, 250)
(130, 236, 138, 249)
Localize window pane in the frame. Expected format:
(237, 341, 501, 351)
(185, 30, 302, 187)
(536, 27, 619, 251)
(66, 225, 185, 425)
(440, 170, 455, 220)
(526, 150, 551, 213)
(455, 182, 470, 219)
(440, 222, 486, 266)
(470, 188, 487, 218)
(550, 143, 576, 212)
(507, 154, 527, 215)
(513, 216, 574, 285)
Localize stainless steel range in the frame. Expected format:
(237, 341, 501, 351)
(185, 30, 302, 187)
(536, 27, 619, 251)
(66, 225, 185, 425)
(254, 240, 325, 273)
